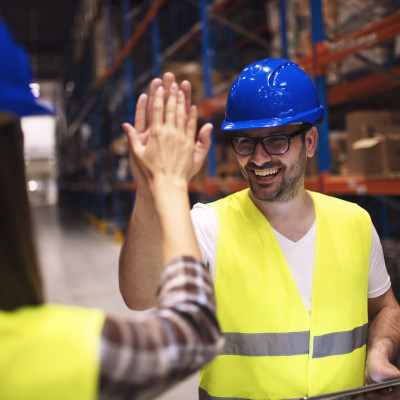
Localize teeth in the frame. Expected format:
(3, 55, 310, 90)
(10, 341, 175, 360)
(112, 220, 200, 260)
(254, 168, 278, 177)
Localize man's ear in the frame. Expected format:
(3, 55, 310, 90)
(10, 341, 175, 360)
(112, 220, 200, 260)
(305, 126, 318, 158)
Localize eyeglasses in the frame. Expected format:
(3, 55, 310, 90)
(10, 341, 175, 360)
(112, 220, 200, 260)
(230, 125, 311, 156)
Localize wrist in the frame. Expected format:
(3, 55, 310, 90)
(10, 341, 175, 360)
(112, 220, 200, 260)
(151, 179, 190, 220)
(368, 338, 397, 363)
(151, 177, 188, 195)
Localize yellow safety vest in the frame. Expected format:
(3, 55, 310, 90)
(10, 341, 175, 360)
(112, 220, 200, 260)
(0, 304, 105, 400)
(199, 190, 371, 400)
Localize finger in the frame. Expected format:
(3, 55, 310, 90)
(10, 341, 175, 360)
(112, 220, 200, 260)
(147, 78, 162, 126)
(162, 72, 176, 104)
(180, 80, 192, 116)
(176, 90, 186, 135)
(122, 122, 143, 155)
(134, 93, 148, 133)
(152, 86, 164, 133)
(187, 105, 198, 142)
(165, 82, 178, 128)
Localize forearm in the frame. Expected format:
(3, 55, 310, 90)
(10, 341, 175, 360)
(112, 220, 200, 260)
(101, 256, 223, 399)
(368, 304, 400, 363)
(152, 179, 201, 264)
(118, 189, 163, 310)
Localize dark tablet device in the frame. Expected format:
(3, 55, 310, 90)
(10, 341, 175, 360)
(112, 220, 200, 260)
(295, 378, 400, 399)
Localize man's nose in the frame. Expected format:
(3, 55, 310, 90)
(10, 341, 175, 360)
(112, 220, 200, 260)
(251, 142, 272, 163)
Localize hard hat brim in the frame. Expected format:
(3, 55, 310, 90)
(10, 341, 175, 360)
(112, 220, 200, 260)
(0, 95, 55, 118)
(222, 106, 324, 131)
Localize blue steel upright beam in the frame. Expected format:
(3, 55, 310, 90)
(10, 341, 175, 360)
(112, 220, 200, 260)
(122, 0, 135, 124)
(279, 0, 288, 60)
(211, 20, 220, 70)
(225, 26, 234, 71)
(104, 0, 114, 67)
(150, 0, 161, 78)
(169, 1, 179, 43)
(310, 0, 330, 174)
(94, 100, 107, 221)
(105, 0, 125, 236)
(122, 0, 137, 209)
(201, 0, 216, 178)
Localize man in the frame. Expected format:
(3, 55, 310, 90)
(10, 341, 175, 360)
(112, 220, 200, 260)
(120, 59, 400, 400)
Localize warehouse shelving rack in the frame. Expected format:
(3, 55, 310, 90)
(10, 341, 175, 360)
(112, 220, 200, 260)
(58, 0, 400, 239)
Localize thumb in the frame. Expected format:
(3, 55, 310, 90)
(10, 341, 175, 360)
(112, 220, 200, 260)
(196, 122, 213, 149)
(190, 123, 213, 180)
(366, 360, 400, 384)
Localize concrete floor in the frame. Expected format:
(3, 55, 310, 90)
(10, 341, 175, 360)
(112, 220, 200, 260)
(32, 205, 199, 400)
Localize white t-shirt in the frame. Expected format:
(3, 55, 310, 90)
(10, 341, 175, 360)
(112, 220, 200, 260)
(190, 202, 391, 314)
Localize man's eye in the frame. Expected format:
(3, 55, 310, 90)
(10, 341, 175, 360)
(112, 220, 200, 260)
(267, 136, 286, 145)
(237, 138, 253, 145)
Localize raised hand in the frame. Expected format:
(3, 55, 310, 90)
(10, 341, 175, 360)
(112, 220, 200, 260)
(126, 73, 212, 190)
(124, 83, 197, 188)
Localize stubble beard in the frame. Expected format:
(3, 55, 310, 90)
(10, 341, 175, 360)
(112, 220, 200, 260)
(242, 144, 307, 204)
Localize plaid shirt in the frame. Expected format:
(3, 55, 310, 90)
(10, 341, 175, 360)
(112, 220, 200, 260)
(99, 256, 224, 400)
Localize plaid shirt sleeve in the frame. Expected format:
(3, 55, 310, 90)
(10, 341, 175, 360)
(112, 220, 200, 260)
(99, 256, 224, 400)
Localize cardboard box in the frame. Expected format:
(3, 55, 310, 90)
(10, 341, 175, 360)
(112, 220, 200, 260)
(347, 129, 400, 176)
(162, 62, 237, 106)
(348, 135, 386, 175)
(345, 111, 393, 147)
(385, 133, 400, 172)
(375, 125, 400, 173)
(330, 131, 347, 175)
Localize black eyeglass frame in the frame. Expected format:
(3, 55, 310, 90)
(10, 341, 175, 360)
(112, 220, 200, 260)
(230, 124, 312, 156)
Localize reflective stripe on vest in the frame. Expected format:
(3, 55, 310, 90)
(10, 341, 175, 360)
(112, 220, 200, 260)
(221, 331, 310, 356)
(313, 323, 368, 358)
(222, 323, 368, 358)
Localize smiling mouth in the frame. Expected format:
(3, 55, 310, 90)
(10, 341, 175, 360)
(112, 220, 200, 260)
(253, 168, 280, 177)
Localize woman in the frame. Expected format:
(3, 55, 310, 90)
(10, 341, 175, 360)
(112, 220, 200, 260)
(0, 20, 222, 400)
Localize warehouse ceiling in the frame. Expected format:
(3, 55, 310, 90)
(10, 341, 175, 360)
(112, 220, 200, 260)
(0, 0, 81, 81)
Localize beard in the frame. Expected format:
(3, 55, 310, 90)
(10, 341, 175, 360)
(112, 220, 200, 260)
(242, 143, 307, 203)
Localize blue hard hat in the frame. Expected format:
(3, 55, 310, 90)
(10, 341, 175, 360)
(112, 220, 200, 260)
(222, 58, 323, 131)
(0, 19, 55, 117)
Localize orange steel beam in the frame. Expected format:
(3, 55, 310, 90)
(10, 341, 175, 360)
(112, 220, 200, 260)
(220, 0, 248, 18)
(66, 1, 103, 106)
(297, 11, 400, 73)
(94, 0, 166, 90)
(177, 0, 240, 59)
(115, 175, 400, 197)
(235, 21, 269, 49)
(212, 0, 234, 14)
(198, 92, 228, 118)
(324, 176, 400, 196)
(328, 65, 400, 107)
(114, 182, 137, 192)
(68, 0, 165, 137)
(114, 178, 249, 198)
(305, 174, 400, 196)
(203, 64, 400, 116)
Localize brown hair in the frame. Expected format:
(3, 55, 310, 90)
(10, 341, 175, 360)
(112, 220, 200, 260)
(0, 119, 44, 310)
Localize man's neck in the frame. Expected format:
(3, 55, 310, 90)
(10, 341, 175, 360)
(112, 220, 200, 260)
(248, 188, 316, 242)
